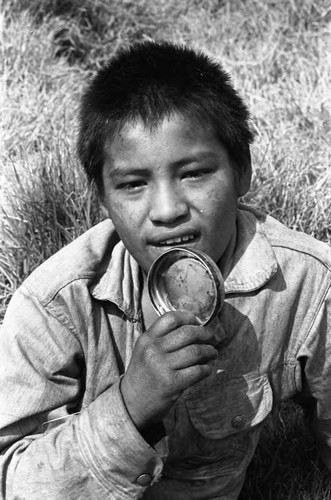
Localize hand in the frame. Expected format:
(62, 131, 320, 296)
(121, 310, 219, 431)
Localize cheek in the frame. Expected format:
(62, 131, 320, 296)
(107, 199, 145, 240)
(106, 198, 129, 228)
(200, 187, 237, 219)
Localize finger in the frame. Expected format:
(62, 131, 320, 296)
(169, 343, 218, 370)
(174, 364, 213, 390)
(146, 310, 200, 338)
(162, 324, 217, 352)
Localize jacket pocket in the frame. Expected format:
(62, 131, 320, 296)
(163, 372, 273, 480)
(185, 372, 273, 440)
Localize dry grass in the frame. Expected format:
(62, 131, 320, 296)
(1, 0, 331, 497)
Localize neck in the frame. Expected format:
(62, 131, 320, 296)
(218, 223, 237, 280)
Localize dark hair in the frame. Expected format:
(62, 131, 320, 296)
(77, 40, 254, 196)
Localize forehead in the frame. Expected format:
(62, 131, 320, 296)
(103, 114, 227, 169)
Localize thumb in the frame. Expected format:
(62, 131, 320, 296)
(204, 316, 226, 346)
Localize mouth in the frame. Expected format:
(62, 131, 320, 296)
(152, 232, 199, 247)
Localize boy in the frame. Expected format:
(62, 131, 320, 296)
(0, 40, 330, 499)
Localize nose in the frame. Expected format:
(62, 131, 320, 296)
(149, 183, 189, 224)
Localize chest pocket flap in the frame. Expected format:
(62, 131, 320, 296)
(185, 372, 273, 440)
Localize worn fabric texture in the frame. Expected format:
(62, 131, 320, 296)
(0, 205, 330, 499)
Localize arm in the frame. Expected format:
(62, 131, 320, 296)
(297, 276, 331, 471)
(0, 287, 165, 500)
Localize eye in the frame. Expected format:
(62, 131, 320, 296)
(117, 180, 146, 192)
(182, 168, 212, 180)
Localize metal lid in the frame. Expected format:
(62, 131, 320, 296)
(147, 247, 225, 325)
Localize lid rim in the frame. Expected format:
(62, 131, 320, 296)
(147, 247, 224, 326)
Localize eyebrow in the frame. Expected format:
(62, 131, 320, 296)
(169, 151, 218, 169)
(108, 151, 218, 178)
(108, 166, 151, 178)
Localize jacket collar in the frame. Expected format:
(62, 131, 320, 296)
(90, 241, 142, 321)
(223, 206, 278, 294)
(90, 206, 278, 316)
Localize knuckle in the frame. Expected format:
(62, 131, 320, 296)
(169, 370, 185, 393)
(191, 364, 212, 383)
(138, 332, 152, 351)
(198, 327, 211, 343)
(197, 364, 212, 379)
(178, 325, 196, 343)
(192, 343, 217, 362)
(171, 369, 182, 386)
(162, 310, 197, 331)
(190, 343, 203, 359)
(188, 325, 214, 345)
(176, 368, 193, 386)
(162, 312, 180, 331)
(142, 340, 158, 363)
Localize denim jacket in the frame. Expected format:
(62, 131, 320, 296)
(0, 205, 330, 499)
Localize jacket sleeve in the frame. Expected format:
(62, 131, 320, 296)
(0, 286, 165, 500)
(296, 273, 331, 472)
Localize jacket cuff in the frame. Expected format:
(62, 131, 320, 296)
(76, 380, 167, 499)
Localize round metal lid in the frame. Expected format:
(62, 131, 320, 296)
(147, 247, 225, 325)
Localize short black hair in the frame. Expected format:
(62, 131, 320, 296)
(77, 40, 254, 196)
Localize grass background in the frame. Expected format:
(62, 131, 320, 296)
(0, 0, 330, 497)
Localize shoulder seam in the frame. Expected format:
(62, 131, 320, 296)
(20, 283, 83, 346)
(271, 242, 331, 272)
(24, 273, 96, 307)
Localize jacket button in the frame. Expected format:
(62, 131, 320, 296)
(231, 415, 245, 428)
(137, 473, 153, 486)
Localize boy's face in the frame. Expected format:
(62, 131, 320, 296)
(102, 115, 250, 273)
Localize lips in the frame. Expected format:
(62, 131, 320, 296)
(150, 231, 199, 247)
(157, 234, 196, 246)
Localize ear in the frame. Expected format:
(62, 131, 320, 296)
(100, 204, 109, 219)
(236, 148, 252, 197)
(237, 162, 252, 197)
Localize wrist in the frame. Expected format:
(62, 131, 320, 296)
(120, 376, 166, 446)
(120, 374, 149, 430)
